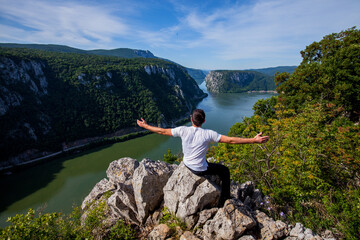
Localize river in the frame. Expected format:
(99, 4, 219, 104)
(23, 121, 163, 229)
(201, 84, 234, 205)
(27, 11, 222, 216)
(0, 82, 275, 226)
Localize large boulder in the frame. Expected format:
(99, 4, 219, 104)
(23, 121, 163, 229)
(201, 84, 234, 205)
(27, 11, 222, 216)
(104, 157, 141, 224)
(163, 162, 221, 226)
(82, 157, 176, 226)
(254, 210, 289, 240)
(132, 158, 177, 223)
(106, 157, 139, 186)
(202, 199, 256, 239)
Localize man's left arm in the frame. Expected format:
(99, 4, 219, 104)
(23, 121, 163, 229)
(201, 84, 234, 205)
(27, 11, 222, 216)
(136, 118, 173, 136)
(219, 132, 269, 144)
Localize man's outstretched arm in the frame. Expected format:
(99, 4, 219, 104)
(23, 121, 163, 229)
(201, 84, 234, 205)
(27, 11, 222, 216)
(136, 118, 173, 136)
(219, 132, 269, 144)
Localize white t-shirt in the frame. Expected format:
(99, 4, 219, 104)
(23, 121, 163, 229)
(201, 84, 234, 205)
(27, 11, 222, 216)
(171, 126, 221, 171)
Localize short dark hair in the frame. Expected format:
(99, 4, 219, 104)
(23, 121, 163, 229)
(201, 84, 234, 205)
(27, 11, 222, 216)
(191, 109, 205, 127)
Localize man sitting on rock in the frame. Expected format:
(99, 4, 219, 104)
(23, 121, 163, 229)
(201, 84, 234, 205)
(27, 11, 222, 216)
(136, 109, 269, 206)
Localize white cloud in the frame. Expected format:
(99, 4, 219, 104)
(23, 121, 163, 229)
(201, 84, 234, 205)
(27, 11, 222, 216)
(0, 0, 359, 69)
(169, 0, 360, 65)
(0, 0, 129, 48)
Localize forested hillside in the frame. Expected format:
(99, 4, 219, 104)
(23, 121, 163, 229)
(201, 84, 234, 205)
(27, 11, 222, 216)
(208, 27, 360, 239)
(0, 47, 206, 166)
(0, 43, 206, 85)
(245, 66, 297, 77)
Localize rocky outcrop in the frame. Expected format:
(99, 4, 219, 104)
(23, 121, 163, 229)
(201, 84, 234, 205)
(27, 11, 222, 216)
(205, 70, 274, 93)
(163, 162, 220, 227)
(202, 199, 256, 239)
(144, 64, 207, 114)
(82, 158, 331, 240)
(0, 56, 48, 116)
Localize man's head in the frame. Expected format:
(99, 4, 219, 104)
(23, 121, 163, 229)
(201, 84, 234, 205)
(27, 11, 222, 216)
(191, 109, 205, 127)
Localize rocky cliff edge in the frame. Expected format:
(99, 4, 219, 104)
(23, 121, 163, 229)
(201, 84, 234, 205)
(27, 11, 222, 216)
(82, 157, 336, 240)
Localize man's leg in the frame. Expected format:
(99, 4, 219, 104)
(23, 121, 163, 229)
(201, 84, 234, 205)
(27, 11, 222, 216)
(202, 162, 230, 206)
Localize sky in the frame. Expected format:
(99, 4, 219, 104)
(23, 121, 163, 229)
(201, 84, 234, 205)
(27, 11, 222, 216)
(0, 0, 359, 70)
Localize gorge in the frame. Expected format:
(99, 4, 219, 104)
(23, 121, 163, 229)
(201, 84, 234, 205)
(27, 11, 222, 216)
(0, 47, 206, 168)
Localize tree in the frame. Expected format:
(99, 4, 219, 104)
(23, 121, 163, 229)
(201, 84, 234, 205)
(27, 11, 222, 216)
(276, 27, 360, 121)
(209, 28, 360, 238)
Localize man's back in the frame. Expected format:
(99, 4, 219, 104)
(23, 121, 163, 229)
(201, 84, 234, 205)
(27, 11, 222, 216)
(171, 126, 221, 171)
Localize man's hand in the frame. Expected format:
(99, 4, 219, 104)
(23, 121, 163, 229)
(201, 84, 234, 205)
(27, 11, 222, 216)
(137, 118, 147, 128)
(253, 132, 269, 143)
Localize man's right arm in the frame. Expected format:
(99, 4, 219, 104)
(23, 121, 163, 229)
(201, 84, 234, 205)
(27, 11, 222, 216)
(136, 118, 173, 136)
(219, 132, 269, 144)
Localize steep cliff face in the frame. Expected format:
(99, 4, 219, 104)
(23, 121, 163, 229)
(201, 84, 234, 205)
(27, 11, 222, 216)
(205, 70, 275, 93)
(0, 48, 207, 165)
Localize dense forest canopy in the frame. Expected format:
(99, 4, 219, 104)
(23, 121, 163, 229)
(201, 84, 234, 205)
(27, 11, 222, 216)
(0, 43, 207, 85)
(0, 47, 206, 164)
(209, 27, 360, 239)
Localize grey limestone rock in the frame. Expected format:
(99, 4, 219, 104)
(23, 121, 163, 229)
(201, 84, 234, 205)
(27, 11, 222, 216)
(106, 157, 139, 186)
(180, 231, 202, 240)
(287, 223, 323, 240)
(107, 188, 139, 225)
(147, 223, 173, 240)
(254, 210, 289, 240)
(202, 199, 256, 239)
(133, 158, 177, 223)
(81, 178, 114, 210)
(163, 162, 220, 226)
(238, 236, 256, 240)
(194, 208, 219, 229)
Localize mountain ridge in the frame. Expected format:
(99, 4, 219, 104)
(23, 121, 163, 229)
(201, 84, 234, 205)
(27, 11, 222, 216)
(0, 43, 297, 86)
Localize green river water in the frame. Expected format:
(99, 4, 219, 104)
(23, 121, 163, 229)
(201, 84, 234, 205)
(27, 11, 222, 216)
(0, 83, 275, 226)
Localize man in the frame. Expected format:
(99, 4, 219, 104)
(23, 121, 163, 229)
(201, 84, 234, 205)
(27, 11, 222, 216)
(136, 109, 269, 206)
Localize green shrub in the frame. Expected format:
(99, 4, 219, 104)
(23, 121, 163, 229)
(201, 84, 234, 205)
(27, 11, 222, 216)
(0, 199, 136, 239)
(163, 149, 180, 164)
(160, 208, 187, 234)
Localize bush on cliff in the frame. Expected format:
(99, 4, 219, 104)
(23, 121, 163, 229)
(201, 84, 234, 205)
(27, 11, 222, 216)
(0, 203, 136, 239)
(208, 27, 360, 239)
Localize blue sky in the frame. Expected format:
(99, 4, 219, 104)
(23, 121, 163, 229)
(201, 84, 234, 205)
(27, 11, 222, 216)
(0, 0, 359, 70)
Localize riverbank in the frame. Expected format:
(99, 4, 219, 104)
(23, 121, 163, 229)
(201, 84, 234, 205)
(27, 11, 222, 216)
(0, 129, 147, 176)
(0, 116, 191, 176)
(247, 90, 278, 93)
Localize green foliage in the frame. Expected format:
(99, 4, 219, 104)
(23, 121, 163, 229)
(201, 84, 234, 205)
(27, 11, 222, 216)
(163, 149, 180, 164)
(276, 27, 360, 121)
(108, 220, 136, 240)
(247, 66, 297, 77)
(252, 96, 278, 122)
(208, 28, 360, 239)
(160, 208, 187, 234)
(0, 197, 136, 239)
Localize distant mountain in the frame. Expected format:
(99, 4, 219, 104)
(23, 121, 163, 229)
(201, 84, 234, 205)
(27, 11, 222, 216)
(203, 66, 297, 93)
(0, 43, 205, 83)
(246, 66, 297, 77)
(185, 68, 207, 85)
(0, 43, 156, 59)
